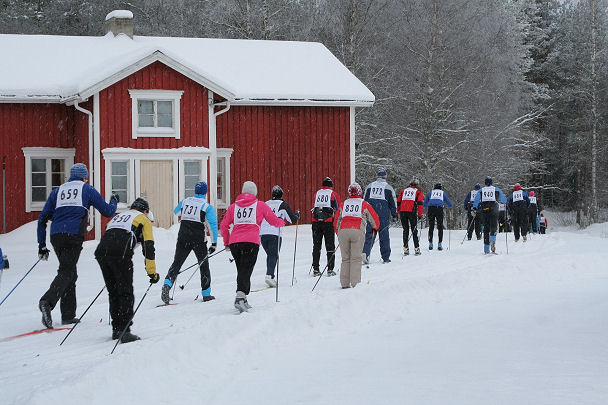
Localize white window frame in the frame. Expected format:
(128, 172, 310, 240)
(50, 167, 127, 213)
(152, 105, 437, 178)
(22, 147, 75, 212)
(216, 148, 233, 209)
(128, 89, 183, 139)
(180, 160, 206, 199)
(107, 160, 133, 210)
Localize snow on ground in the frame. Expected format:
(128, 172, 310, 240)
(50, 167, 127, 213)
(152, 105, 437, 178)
(0, 221, 607, 404)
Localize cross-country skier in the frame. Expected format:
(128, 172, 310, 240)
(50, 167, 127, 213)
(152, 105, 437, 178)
(310, 177, 341, 277)
(507, 183, 530, 242)
(539, 212, 548, 234)
(94, 198, 159, 343)
(423, 183, 453, 251)
(37, 163, 117, 329)
(397, 178, 424, 256)
(361, 168, 397, 264)
(260, 185, 300, 288)
(498, 203, 509, 233)
(472, 176, 507, 254)
(161, 181, 218, 304)
(464, 184, 482, 240)
(528, 191, 540, 233)
(0, 247, 8, 270)
(220, 181, 286, 313)
(335, 183, 379, 288)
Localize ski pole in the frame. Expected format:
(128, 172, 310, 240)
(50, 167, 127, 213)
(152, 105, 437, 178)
(177, 248, 226, 276)
(110, 282, 153, 354)
(178, 248, 226, 290)
(276, 228, 281, 303)
(460, 213, 477, 245)
(0, 258, 41, 308)
(291, 223, 299, 286)
(59, 285, 106, 346)
(311, 243, 340, 292)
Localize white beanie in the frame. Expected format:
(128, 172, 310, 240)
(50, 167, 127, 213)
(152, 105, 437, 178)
(242, 181, 258, 196)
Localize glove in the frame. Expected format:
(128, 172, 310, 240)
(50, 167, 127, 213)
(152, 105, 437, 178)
(2, 256, 8, 269)
(209, 243, 217, 254)
(148, 273, 160, 284)
(111, 193, 120, 203)
(294, 211, 301, 222)
(392, 214, 399, 223)
(38, 246, 50, 261)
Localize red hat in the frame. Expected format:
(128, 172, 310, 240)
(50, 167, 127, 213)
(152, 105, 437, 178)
(348, 183, 362, 197)
(529, 191, 535, 196)
(513, 183, 521, 191)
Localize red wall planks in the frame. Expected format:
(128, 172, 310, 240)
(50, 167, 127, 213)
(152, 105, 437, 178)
(216, 105, 351, 224)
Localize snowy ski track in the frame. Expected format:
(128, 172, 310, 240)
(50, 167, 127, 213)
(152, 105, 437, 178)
(0, 222, 607, 404)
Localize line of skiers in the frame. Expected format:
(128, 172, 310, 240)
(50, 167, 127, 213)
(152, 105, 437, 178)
(32, 163, 547, 341)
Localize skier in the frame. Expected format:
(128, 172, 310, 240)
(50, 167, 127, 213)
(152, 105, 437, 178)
(361, 168, 398, 264)
(310, 177, 341, 277)
(37, 163, 118, 329)
(94, 198, 160, 343)
(0, 247, 8, 270)
(397, 178, 424, 256)
(539, 212, 548, 234)
(507, 183, 530, 242)
(260, 185, 300, 288)
(423, 183, 453, 251)
(471, 176, 507, 254)
(463, 184, 482, 240)
(498, 202, 507, 233)
(335, 183, 379, 288)
(528, 191, 540, 233)
(220, 181, 286, 312)
(161, 181, 218, 304)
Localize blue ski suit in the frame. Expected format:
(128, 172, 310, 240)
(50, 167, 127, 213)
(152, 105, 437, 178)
(362, 178, 397, 261)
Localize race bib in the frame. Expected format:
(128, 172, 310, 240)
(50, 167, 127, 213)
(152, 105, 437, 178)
(314, 189, 333, 208)
(470, 190, 478, 201)
(106, 210, 139, 232)
(402, 188, 416, 201)
(481, 186, 496, 202)
(55, 181, 84, 209)
(342, 199, 363, 218)
(181, 197, 207, 223)
(368, 181, 386, 200)
(529, 196, 537, 204)
(234, 202, 257, 225)
(512, 190, 523, 202)
(430, 190, 443, 200)
(265, 199, 286, 220)
(498, 203, 505, 211)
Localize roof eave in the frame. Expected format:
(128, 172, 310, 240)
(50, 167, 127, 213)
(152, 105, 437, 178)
(230, 98, 374, 107)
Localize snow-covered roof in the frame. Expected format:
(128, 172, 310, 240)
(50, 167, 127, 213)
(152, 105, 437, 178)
(0, 34, 374, 106)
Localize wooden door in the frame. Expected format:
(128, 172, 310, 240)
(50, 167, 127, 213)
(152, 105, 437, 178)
(140, 160, 173, 228)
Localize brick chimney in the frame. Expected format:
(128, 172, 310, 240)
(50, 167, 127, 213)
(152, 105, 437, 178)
(105, 10, 134, 39)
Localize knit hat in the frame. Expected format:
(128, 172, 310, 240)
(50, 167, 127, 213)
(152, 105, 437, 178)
(485, 176, 493, 186)
(513, 183, 521, 191)
(242, 181, 258, 196)
(195, 181, 208, 195)
(70, 163, 88, 180)
(322, 177, 333, 187)
(410, 177, 420, 187)
(376, 167, 387, 179)
(434, 183, 442, 190)
(474, 183, 481, 190)
(348, 182, 362, 197)
(529, 191, 535, 197)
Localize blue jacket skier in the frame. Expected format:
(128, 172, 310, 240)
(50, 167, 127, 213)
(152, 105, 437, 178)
(0, 247, 8, 270)
(472, 176, 507, 254)
(37, 163, 118, 328)
(423, 183, 453, 250)
(463, 184, 482, 240)
(362, 168, 398, 264)
(161, 181, 218, 304)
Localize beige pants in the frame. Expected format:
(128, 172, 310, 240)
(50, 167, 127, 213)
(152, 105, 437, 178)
(338, 228, 364, 288)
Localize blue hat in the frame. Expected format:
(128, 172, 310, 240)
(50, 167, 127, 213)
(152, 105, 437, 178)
(195, 181, 208, 195)
(70, 163, 88, 180)
(377, 167, 387, 178)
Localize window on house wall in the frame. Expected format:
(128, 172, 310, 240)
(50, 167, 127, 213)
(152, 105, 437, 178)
(184, 161, 201, 198)
(110, 161, 129, 203)
(22, 148, 75, 212)
(129, 90, 183, 139)
(217, 157, 226, 205)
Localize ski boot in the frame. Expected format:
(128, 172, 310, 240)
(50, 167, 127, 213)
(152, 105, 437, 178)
(403, 246, 409, 256)
(265, 275, 277, 288)
(161, 279, 172, 305)
(234, 291, 248, 313)
(523, 235, 527, 242)
(382, 259, 391, 264)
(514, 238, 519, 242)
(437, 243, 443, 251)
(120, 331, 141, 344)
(490, 241, 496, 253)
(362, 253, 369, 265)
(61, 317, 80, 325)
(313, 268, 321, 277)
(414, 247, 421, 256)
(327, 269, 337, 277)
(428, 242, 433, 250)
(39, 300, 53, 329)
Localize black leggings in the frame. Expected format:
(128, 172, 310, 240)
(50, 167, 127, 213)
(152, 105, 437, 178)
(97, 256, 134, 333)
(165, 238, 210, 291)
(312, 222, 335, 270)
(230, 242, 260, 295)
(400, 211, 420, 248)
(427, 206, 444, 243)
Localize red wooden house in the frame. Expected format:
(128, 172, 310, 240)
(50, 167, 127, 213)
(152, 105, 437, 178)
(0, 11, 374, 238)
